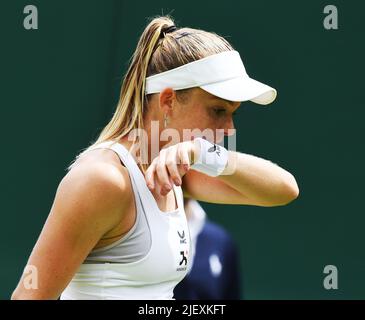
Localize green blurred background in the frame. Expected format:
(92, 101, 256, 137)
(1, 0, 364, 299)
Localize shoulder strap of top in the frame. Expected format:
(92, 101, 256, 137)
(173, 185, 185, 212)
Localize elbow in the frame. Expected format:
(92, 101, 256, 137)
(284, 182, 300, 205)
(277, 174, 300, 206)
(265, 174, 300, 207)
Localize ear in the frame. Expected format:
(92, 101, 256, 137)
(159, 87, 176, 114)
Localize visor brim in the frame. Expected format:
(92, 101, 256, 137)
(200, 76, 277, 105)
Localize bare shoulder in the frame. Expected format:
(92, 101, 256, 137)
(57, 149, 133, 225)
(65, 148, 129, 189)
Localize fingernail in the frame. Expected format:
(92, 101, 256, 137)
(174, 178, 181, 186)
(147, 183, 154, 190)
(164, 184, 172, 190)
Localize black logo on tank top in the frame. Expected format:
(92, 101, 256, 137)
(176, 231, 188, 271)
(176, 250, 189, 272)
(177, 230, 186, 244)
(179, 251, 188, 266)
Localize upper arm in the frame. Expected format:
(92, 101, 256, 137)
(182, 169, 254, 205)
(12, 162, 131, 300)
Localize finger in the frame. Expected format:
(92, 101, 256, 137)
(145, 159, 157, 190)
(176, 144, 189, 178)
(179, 142, 192, 172)
(155, 149, 172, 195)
(165, 146, 182, 186)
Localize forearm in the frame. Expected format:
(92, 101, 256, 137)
(219, 151, 299, 206)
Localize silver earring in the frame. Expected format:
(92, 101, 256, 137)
(164, 113, 169, 128)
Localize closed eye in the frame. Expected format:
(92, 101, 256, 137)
(213, 107, 239, 117)
(213, 107, 227, 116)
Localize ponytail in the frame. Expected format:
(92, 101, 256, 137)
(67, 15, 233, 174)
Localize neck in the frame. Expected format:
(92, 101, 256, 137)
(118, 133, 166, 168)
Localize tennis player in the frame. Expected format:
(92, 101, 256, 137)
(12, 16, 299, 300)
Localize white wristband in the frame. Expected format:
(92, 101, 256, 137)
(190, 138, 228, 177)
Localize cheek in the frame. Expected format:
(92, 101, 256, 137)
(184, 108, 207, 127)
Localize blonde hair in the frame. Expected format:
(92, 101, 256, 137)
(67, 15, 234, 173)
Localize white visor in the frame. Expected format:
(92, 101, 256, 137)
(145, 50, 277, 105)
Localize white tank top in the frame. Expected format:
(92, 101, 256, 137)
(60, 141, 192, 300)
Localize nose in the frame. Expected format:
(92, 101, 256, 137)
(224, 118, 235, 137)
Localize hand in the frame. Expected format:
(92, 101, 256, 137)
(145, 141, 197, 196)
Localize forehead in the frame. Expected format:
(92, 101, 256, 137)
(193, 88, 241, 108)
